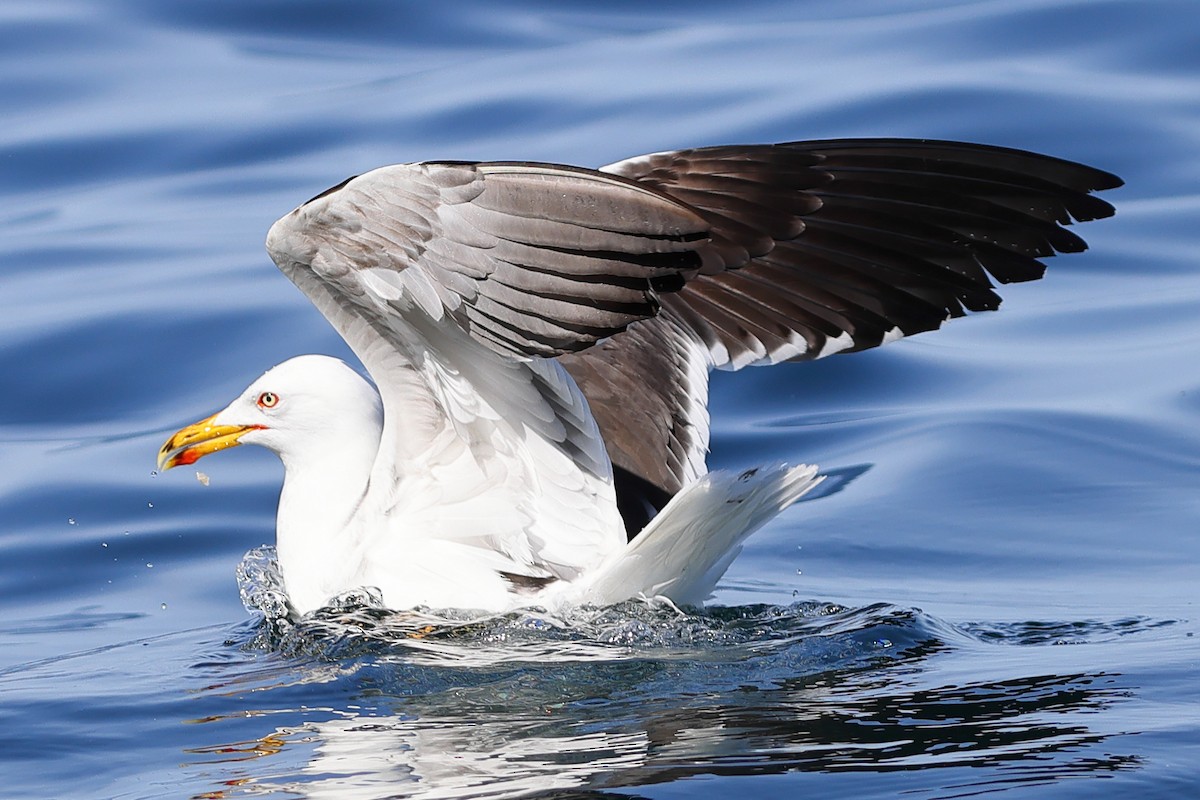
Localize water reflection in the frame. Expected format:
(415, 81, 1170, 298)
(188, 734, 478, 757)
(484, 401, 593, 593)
(184, 604, 1139, 799)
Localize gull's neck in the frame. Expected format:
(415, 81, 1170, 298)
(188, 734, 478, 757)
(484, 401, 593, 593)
(274, 405, 383, 615)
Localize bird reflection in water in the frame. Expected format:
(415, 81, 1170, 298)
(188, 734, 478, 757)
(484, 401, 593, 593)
(183, 605, 1140, 799)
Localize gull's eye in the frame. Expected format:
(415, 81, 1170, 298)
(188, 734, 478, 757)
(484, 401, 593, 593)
(257, 391, 279, 409)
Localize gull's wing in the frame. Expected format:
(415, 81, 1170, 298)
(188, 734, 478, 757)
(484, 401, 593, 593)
(265, 161, 712, 581)
(560, 139, 1122, 506)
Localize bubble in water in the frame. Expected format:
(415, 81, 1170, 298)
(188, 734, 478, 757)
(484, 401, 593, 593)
(147, 502, 154, 509)
(150, 470, 158, 478)
(101, 542, 108, 548)
(68, 518, 76, 525)
(160, 603, 168, 611)
(146, 563, 153, 568)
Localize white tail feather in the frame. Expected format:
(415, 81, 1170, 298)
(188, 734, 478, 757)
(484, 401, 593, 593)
(565, 464, 823, 607)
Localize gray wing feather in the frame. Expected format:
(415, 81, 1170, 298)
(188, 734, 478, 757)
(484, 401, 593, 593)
(267, 161, 710, 361)
(557, 308, 711, 498)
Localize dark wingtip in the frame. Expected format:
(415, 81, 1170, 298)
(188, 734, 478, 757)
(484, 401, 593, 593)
(1091, 168, 1125, 192)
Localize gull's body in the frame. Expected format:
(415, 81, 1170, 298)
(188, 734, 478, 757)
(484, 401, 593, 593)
(159, 139, 1120, 616)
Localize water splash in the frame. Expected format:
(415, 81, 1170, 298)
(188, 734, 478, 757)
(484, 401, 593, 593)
(233, 546, 1173, 668)
(234, 546, 946, 679)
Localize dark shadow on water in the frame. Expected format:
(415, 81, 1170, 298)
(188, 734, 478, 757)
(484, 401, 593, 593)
(797, 463, 872, 504)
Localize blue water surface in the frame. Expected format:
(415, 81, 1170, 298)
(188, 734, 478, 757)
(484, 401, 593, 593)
(2, 1, 1198, 798)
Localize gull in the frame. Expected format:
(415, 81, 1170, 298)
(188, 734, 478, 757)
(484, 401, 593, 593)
(158, 138, 1120, 616)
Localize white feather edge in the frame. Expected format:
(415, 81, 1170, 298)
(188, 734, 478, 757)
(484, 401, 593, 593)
(561, 463, 823, 608)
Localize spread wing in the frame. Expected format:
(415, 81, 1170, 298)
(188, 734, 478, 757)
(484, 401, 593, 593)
(263, 142, 1120, 549)
(560, 139, 1122, 504)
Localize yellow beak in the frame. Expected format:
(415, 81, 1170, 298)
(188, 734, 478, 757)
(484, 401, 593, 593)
(157, 413, 265, 471)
